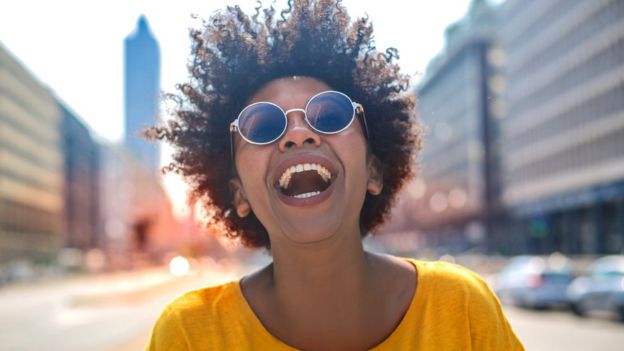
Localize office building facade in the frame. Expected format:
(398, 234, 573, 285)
(0, 44, 65, 263)
(499, 0, 624, 254)
(98, 143, 181, 268)
(413, 0, 504, 253)
(61, 104, 100, 251)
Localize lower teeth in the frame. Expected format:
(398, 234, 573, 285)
(292, 191, 321, 199)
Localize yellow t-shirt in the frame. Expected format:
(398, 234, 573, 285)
(147, 259, 524, 350)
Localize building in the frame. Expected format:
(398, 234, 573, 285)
(124, 15, 161, 174)
(0, 44, 65, 264)
(499, 0, 624, 254)
(410, 0, 504, 253)
(98, 143, 181, 268)
(61, 103, 100, 251)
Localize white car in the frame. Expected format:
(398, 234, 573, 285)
(493, 254, 574, 309)
(567, 255, 624, 321)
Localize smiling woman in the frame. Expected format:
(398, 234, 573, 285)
(148, 0, 418, 248)
(144, 0, 524, 350)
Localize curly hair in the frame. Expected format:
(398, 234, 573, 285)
(146, 0, 422, 248)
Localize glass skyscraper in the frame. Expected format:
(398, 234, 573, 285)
(124, 15, 161, 173)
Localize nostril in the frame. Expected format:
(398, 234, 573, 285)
(304, 137, 316, 145)
(285, 140, 296, 148)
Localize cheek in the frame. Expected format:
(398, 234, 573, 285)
(337, 127, 368, 162)
(328, 134, 369, 189)
(234, 145, 272, 195)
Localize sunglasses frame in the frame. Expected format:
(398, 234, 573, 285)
(229, 91, 369, 159)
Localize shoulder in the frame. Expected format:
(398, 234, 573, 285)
(147, 281, 240, 351)
(413, 260, 492, 296)
(409, 259, 502, 315)
(407, 259, 525, 350)
(165, 281, 237, 314)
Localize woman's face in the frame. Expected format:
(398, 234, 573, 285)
(231, 76, 381, 246)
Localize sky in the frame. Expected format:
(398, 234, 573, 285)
(0, 0, 484, 143)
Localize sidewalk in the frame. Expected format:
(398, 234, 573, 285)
(0, 262, 246, 351)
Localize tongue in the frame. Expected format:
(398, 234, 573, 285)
(284, 170, 328, 197)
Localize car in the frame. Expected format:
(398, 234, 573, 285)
(492, 254, 574, 309)
(567, 255, 624, 321)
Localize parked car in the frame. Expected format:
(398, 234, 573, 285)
(567, 255, 624, 321)
(492, 254, 574, 309)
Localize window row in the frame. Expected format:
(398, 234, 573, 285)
(505, 127, 624, 185)
(504, 0, 573, 54)
(0, 198, 63, 235)
(509, 34, 623, 118)
(507, 84, 624, 150)
(510, 0, 621, 81)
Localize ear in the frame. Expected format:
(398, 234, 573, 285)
(229, 178, 251, 218)
(366, 155, 383, 196)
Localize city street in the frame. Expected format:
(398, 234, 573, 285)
(1, 0, 623, 350)
(0, 260, 254, 351)
(1, 259, 623, 351)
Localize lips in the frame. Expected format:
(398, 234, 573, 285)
(278, 163, 332, 191)
(271, 154, 338, 207)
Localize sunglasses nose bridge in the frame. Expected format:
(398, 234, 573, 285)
(278, 107, 321, 150)
(283, 108, 310, 131)
(284, 108, 306, 116)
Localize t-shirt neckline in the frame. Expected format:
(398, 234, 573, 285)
(232, 258, 423, 350)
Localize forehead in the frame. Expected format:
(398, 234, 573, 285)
(248, 77, 333, 105)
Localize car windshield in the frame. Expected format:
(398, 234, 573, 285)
(542, 272, 572, 281)
(590, 257, 624, 276)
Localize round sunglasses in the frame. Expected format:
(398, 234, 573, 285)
(229, 91, 369, 147)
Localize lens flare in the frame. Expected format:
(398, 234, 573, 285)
(169, 256, 190, 276)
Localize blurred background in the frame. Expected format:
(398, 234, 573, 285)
(1, 0, 623, 350)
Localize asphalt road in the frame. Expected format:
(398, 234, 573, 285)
(504, 304, 624, 351)
(0, 263, 245, 351)
(2, 259, 623, 351)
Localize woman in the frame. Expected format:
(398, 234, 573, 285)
(147, 0, 524, 350)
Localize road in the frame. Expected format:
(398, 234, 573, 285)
(505, 305, 624, 351)
(0, 260, 252, 351)
(1, 259, 623, 351)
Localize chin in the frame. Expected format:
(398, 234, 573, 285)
(279, 219, 343, 245)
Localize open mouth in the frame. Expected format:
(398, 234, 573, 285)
(277, 163, 333, 199)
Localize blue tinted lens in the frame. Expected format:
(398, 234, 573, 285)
(306, 92, 354, 133)
(238, 103, 286, 144)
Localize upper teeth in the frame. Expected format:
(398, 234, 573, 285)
(279, 163, 332, 189)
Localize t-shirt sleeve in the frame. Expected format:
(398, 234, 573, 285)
(463, 267, 525, 351)
(146, 305, 191, 351)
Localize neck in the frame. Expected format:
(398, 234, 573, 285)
(268, 229, 372, 304)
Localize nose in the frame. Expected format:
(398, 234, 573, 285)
(278, 109, 321, 151)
